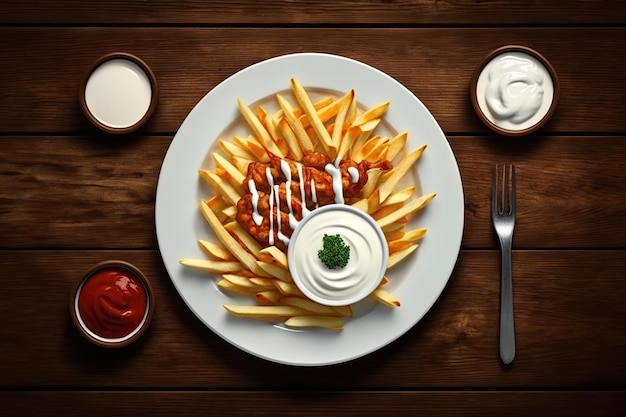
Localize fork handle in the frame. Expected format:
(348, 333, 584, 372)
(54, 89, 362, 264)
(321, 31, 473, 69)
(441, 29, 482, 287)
(499, 239, 515, 365)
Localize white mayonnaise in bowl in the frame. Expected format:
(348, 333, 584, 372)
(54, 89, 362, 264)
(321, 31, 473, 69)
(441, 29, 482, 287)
(470, 45, 560, 136)
(287, 204, 389, 307)
(79, 52, 158, 134)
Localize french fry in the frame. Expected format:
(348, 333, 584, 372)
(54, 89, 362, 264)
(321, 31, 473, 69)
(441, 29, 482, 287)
(224, 221, 263, 258)
(335, 125, 361, 165)
(259, 246, 288, 269)
(231, 155, 254, 176)
(281, 297, 342, 316)
(222, 274, 276, 291)
(237, 99, 284, 156)
(199, 201, 271, 277)
(377, 144, 426, 203)
(402, 228, 428, 241)
(387, 244, 419, 269)
(381, 218, 408, 233)
(350, 197, 369, 213)
(352, 135, 383, 163)
(219, 139, 255, 160)
(369, 287, 401, 308)
(332, 304, 353, 318)
(299, 91, 350, 129)
(386, 131, 408, 162)
(224, 304, 309, 319)
(276, 94, 315, 153)
(217, 279, 256, 294)
(274, 280, 305, 297)
(278, 95, 334, 123)
(331, 89, 354, 148)
(198, 239, 236, 261)
(205, 195, 229, 222)
(212, 152, 246, 194)
(277, 117, 304, 161)
(256, 260, 292, 282)
(372, 202, 405, 220)
(245, 137, 272, 163)
(284, 316, 344, 330)
(384, 229, 405, 241)
(352, 101, 390, 126)
(249, 277, 277, 287)
(381, 187, 415, 207)
(388, 240, 414, 254)
(199, 170, 242, 206)
(350, 118, 381, 157)
(221, 205, 237, 220)
(376, 192, 436, 228)
(255, 290, 283, 304)
(258, 105, 282, 144)
(179, 258, 243, 274)
(370, 187, 414, 214)
(362, 169, 384, 198)
(291, 78, 334, 150)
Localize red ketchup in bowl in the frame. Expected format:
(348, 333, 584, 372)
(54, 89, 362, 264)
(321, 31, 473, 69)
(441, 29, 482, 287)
(77, 266, 147, 339)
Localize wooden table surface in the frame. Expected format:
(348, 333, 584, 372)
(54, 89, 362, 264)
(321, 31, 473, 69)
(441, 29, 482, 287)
(1, 1, 625, 416)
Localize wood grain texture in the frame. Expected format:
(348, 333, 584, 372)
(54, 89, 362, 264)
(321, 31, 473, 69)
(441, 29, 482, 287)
(1, 0, 625, 25)
(1, 250, 624, 389)
(0, 28, 625, 134)
(2, 391, 626, 417)
(1, 1, 626, 412)
(1, 136, 624, 249)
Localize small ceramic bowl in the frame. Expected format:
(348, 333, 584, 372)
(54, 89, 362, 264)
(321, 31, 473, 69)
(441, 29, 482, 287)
(70, 260, 155, 348)
(79, 52, 158, 134)
(288, 204, 389, 306)
(470, 45, 560, 136)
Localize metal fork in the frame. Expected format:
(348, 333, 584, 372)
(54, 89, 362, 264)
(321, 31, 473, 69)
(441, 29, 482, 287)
(492, 164, 516, 365)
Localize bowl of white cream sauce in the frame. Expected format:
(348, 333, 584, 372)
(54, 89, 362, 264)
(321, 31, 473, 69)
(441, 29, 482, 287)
(287, 204, 388, 307)
(471, 45, 559, 136)
(79, 53, 158, 134)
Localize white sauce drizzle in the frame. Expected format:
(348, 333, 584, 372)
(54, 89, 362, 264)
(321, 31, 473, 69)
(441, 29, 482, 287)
(280, 159, 300, 230)
(310, 178, 318, 209)
(273, 184, 290, 246)
(347, 166, 359, 184)
(266, 167, 275, 246)
(248, 157, 352, 247)
(297, 163, 311, 217)
(248, 179, 263, 226)
(325, 164, 344, 204)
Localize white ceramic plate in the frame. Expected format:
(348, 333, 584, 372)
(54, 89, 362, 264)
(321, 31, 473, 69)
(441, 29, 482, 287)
(155, 53, 464, 366)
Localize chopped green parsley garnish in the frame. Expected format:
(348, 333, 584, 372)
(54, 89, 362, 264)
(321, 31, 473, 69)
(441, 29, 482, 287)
(318, 234, 350, 269)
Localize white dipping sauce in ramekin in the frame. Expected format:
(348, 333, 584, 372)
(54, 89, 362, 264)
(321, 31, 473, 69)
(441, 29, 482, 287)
(84, 58, 153, 129)
(288, 204, 388, 306)
(475, 51, 554, 132)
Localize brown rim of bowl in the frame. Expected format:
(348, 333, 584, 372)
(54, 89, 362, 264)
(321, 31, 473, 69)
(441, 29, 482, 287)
(69, 260, 155, 348)
(470, 45, 560, 136)
(78, 52, 159, 134)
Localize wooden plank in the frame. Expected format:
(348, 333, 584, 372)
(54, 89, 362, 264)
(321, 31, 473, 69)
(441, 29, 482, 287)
(1, 250, 624, 388)
(0, 136, 169, 249)
(1, 136, 625, 249)
(452, 136, 626, 249)
(0, 0, 624, 25)
(0, 28, 624, 134)
(1, 391, 626, 417)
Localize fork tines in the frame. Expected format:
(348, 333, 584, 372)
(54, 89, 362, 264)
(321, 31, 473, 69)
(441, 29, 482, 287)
(492, 164, 516, 216)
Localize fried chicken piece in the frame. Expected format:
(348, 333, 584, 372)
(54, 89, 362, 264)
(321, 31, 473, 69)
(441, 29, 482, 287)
(237, 152, 392, 248)
(236, 190, 299, 251)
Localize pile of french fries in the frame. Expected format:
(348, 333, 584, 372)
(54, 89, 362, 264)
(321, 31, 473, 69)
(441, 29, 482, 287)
(180, 78, 436, 330)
